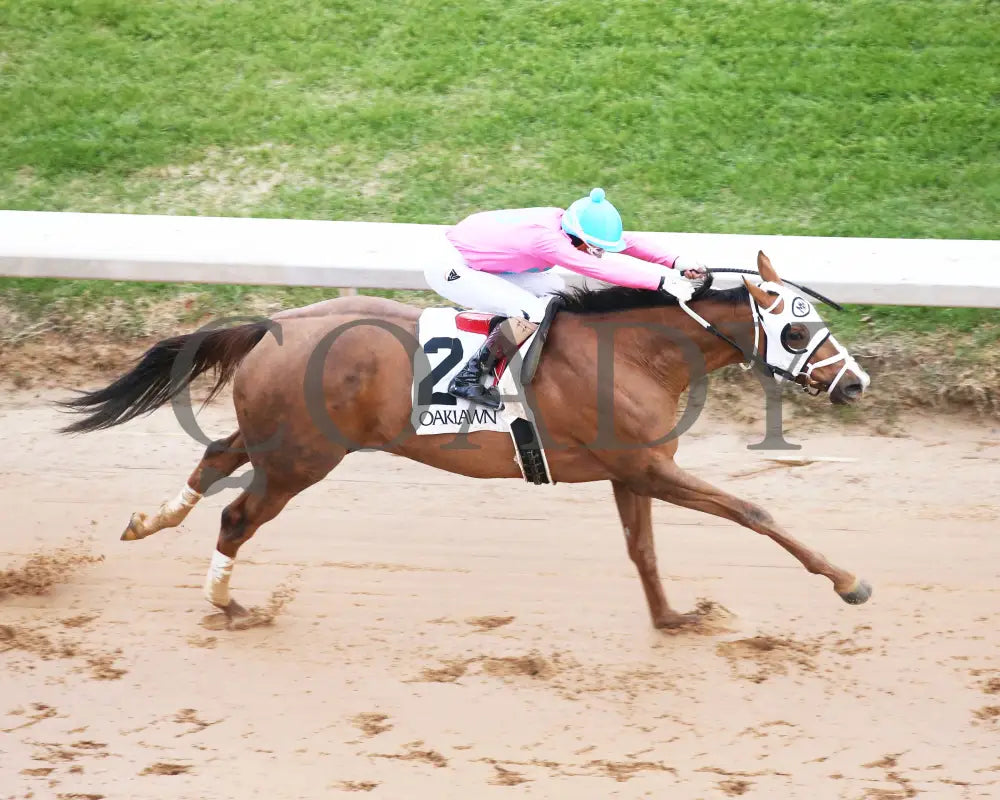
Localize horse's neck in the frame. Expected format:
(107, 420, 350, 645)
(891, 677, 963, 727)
(602, 299, 752, 376)
(674, 299, 753, 373)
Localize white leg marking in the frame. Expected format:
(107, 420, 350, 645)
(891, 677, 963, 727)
(204, 549, 235, 608)
(132, 484, 203, 540)
(159, 484, 203, 525)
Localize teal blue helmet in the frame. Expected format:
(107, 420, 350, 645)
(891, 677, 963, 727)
(560, 187, 627, 252)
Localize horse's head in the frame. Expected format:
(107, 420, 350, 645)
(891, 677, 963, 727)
(742, 251, 870, 405)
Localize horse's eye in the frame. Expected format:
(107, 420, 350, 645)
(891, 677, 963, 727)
(781, 323, 810, 353)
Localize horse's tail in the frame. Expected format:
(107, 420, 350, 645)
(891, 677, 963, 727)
(58, 322, 270, 434)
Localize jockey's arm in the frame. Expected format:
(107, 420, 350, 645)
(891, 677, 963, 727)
(535, 233, 666, 290)
(623, 233, 707, 280)
(620, 232, 678, 269)
(536, 232, 701, 290)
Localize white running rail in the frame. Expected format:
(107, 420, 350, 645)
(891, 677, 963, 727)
(2, 210, 998, 307)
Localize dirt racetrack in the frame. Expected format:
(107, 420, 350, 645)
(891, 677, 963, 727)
(2, 388, 999, 799)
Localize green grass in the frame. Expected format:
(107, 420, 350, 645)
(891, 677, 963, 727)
(820, 304, 1000, 342)
(0, 277, 335, 323)
(2, 0, 998, 234)
(0, 276, 437, 341)
(1, 0, 999, 333)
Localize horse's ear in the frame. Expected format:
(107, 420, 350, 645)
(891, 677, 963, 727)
(743, 276, 778, 310)
(757, 250, 782, 284)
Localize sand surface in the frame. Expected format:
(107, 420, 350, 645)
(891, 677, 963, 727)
(2, 390, 999, 799)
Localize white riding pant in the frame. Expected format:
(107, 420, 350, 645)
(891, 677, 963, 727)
(425, 242, 565, 323)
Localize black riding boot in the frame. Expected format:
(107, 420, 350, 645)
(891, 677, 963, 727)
(448, 321, 507, 409)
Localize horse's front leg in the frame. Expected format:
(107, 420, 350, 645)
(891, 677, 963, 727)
(611, 481, 700, 629)
(630, 458, 872, 606)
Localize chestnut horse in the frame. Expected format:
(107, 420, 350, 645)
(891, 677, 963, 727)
(59, 252, 873, 628)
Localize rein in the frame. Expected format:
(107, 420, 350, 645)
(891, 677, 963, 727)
(706, 268, 845, 312)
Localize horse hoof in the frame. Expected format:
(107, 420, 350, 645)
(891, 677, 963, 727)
(837, 578, 873, 605)
(222, 599, 249, 619)
(654, 612, 701, 630)
(120, 513, 145, 541)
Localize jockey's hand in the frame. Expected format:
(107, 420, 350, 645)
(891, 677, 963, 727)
(674, 256, 708, 281)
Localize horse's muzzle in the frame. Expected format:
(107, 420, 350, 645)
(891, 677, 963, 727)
(830, 376, 865, 405)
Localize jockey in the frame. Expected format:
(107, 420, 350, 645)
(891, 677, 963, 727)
(425, 187, 708, 409)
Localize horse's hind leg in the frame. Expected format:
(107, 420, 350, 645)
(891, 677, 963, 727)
(199, 432, 348, 614)
(612, 481, 698, 629)
(202, 476, 304, 616)
(122, 430, 250, 541)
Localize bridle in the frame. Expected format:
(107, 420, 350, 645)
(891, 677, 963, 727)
(675, 269, 868, 396)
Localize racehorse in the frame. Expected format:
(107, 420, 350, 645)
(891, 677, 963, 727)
(58, 252, 873, 629)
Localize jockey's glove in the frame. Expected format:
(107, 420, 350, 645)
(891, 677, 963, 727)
(673, 256, 708, 281)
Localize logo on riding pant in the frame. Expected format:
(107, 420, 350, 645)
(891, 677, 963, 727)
(447, 269, 460, 282)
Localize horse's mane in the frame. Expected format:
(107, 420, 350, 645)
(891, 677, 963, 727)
(553, 273, 749, 314)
